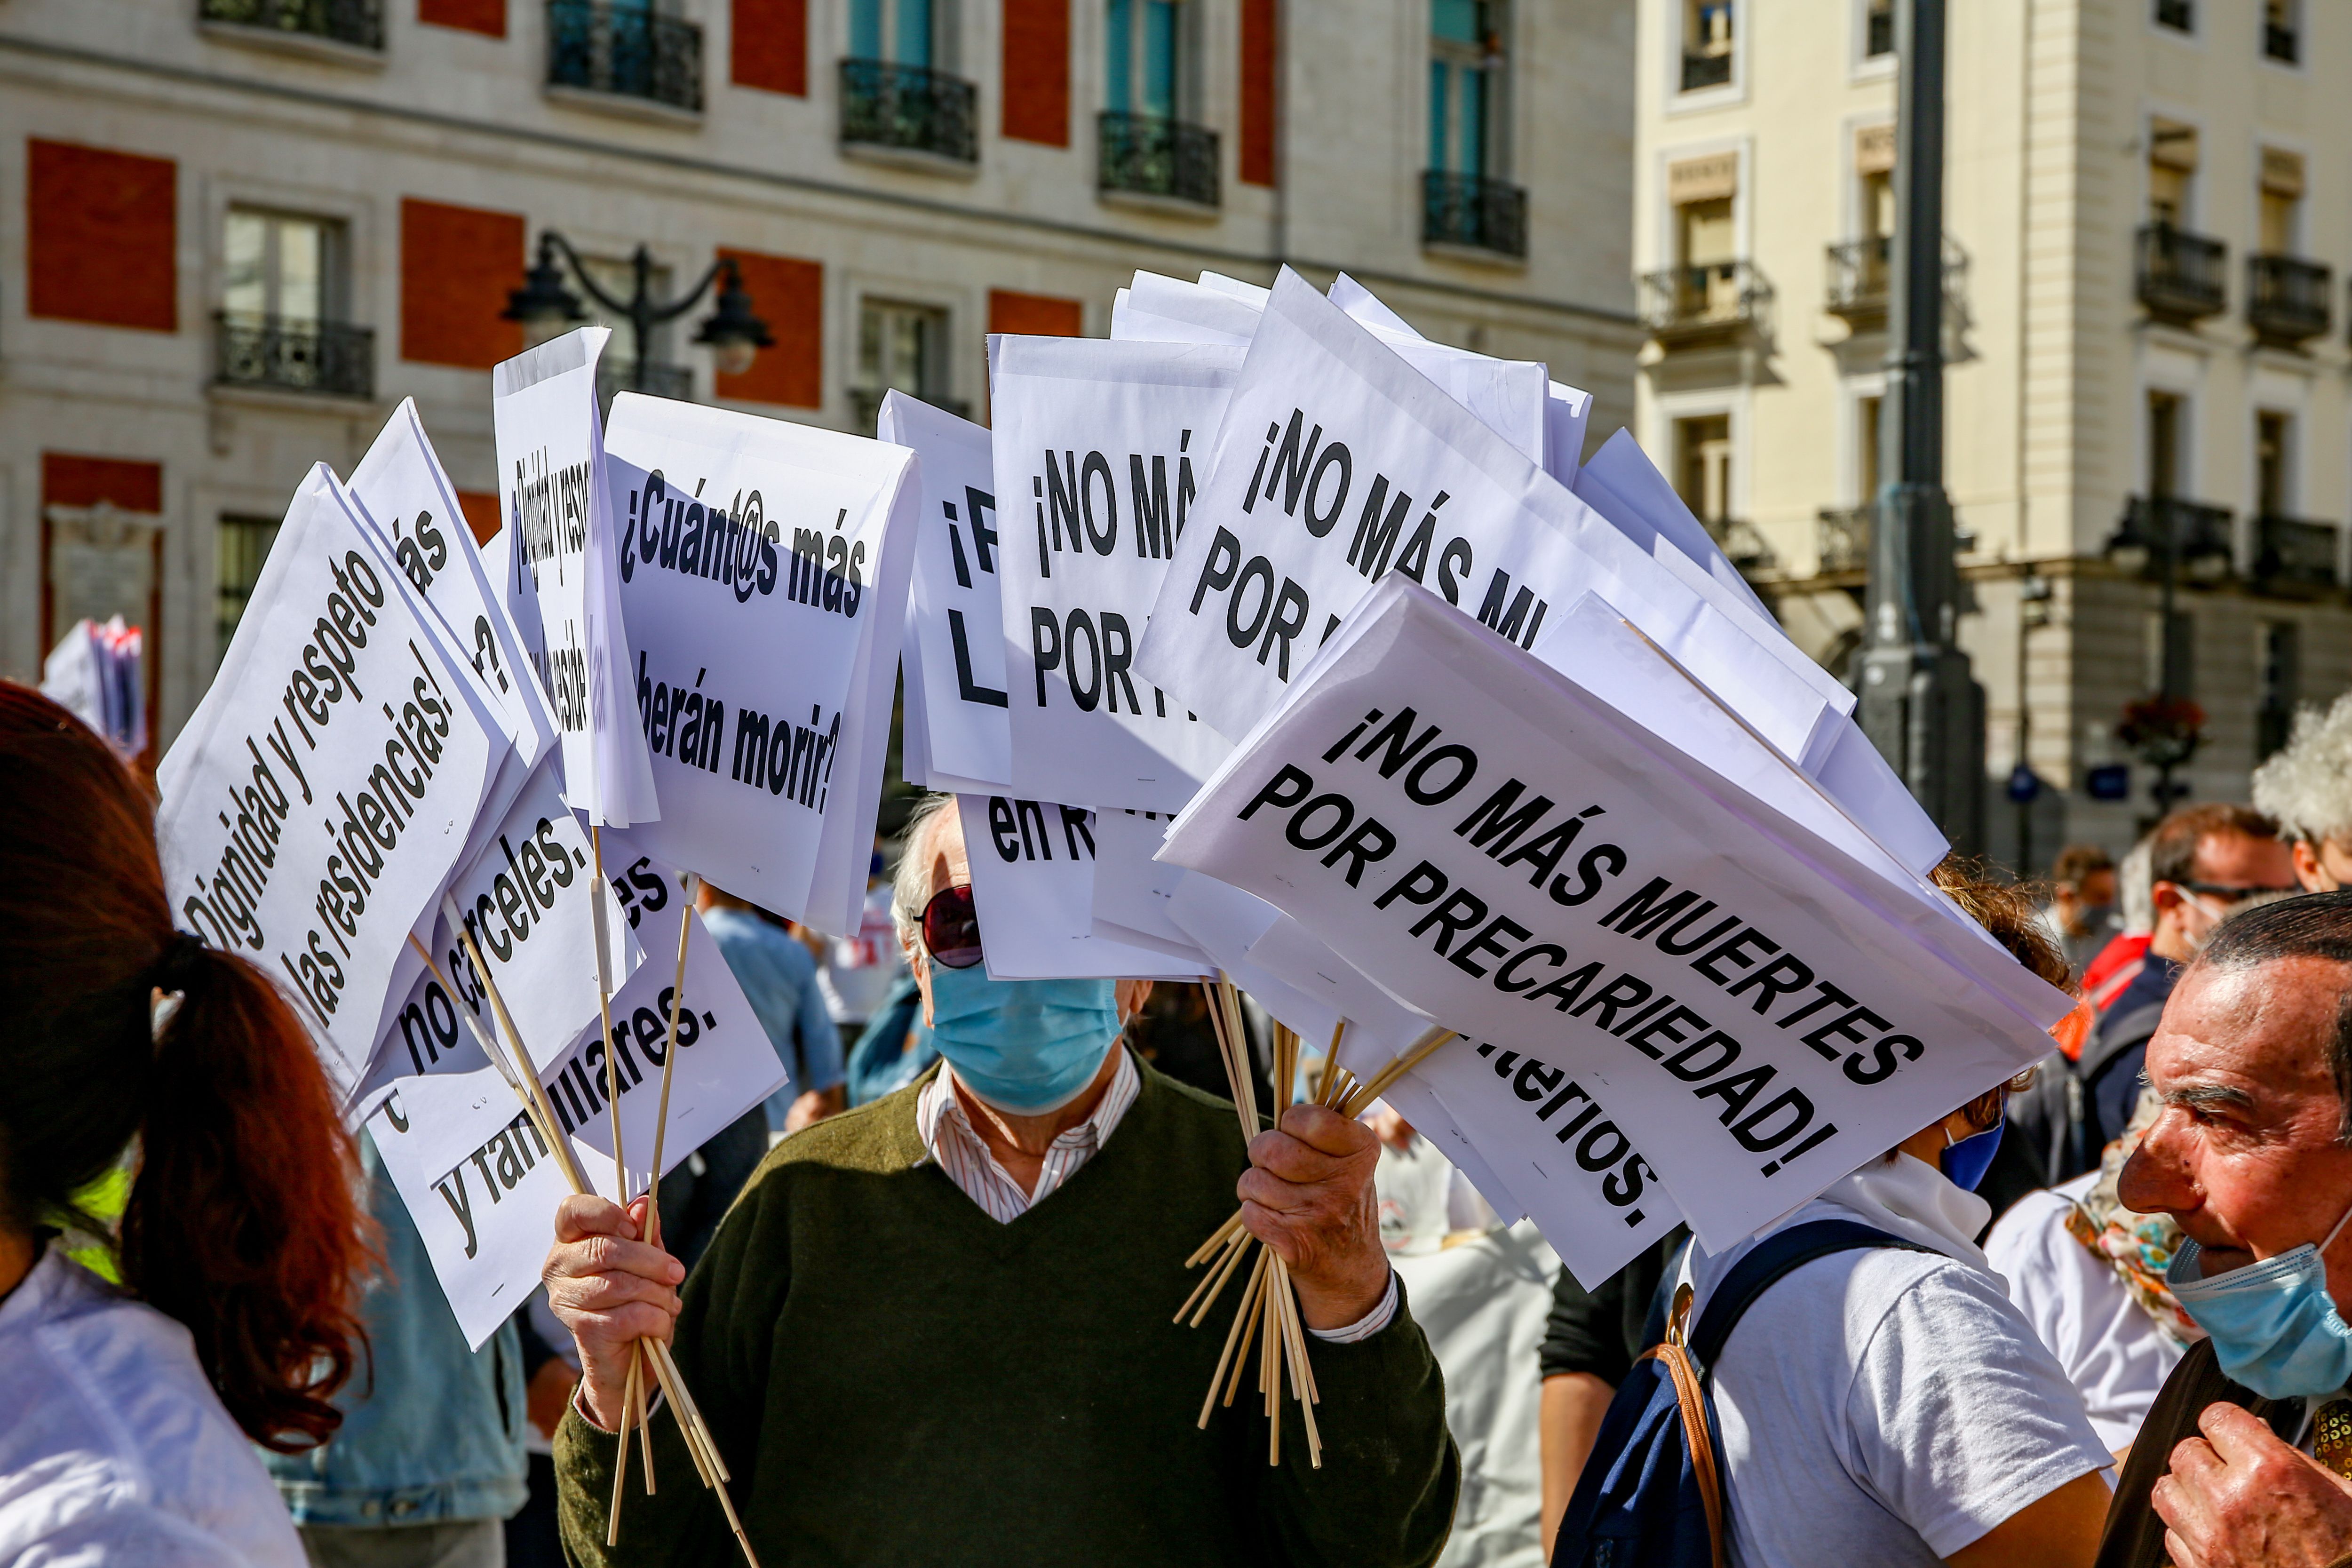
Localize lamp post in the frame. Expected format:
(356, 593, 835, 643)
(502, 232, 773, 391)
(1857, 0, 1987, 856)
(2103, 500, 2222, 815)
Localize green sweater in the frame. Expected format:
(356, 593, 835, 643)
(556, 1060, 1459, 1567)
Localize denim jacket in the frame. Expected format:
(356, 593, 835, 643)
(264, 1135, 527, 1527)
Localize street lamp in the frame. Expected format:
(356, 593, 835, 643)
(502, 232, 773, 392)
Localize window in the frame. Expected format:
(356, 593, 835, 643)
(2259, 149, 2303, 253)
(1681, 0, 1732, 91)
(2147, 121, 2196, 226)
(2265, 0, 2299, 64)
(1857, 394, 1883, 501)
(2147, 390, 2183, 498)
(1429, 0, 1508, 179)
(2257, 410, 2291, 515)
(224, 208, 345, 325)
(858, 297, 948, 403)
(2258, 621, 2299, 759)
(217, 514, 280, 658)
(1674, 414, 1732, 525)
(850, 0, 946, 66)
(1106, 0, 1192, 119)
(2154, 0, 2192, 32)
(1863, 0, 1892, 57)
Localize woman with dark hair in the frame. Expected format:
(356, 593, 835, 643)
(0, 684, 373, 1564)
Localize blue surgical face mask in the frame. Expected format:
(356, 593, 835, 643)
(926, 965, 1121, 1115)
(1940, 1116, 2004, 1192)
(2168, 1202, 2352, 1400)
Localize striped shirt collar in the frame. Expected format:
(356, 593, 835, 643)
(916, 1047, 1140, 1224)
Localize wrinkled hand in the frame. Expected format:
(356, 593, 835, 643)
(1238, 1104, 1389, 1331)
(542, 1194, 684, 1432)
(2153, 1403, 2352, 1568)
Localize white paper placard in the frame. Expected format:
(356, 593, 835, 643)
(158, 467, 504, 1097)
(491, 328, 659, 828)
(886, 392, 1013, 790)
(602, 394, 918, 934)
(1158, 576, 2068, 1251)
(1087, 808, 1200, 955)
(991, 336, 1241, 813)
(959, 793, 1210, 980)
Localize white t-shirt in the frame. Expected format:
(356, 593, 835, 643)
(816, 882, 905, 1026)
(1984, 1172, 2188, 1451)
(1687, 1156, 2112, 1568)
(0, 1245, 305, 1568)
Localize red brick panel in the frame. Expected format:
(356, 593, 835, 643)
(418, 0, 505, 35)
(1240, 0, 1277, 188)
(988, 288, 1082, 339)
(28, 140, 178, 332)
(714, 249, 822, 407)
(400, 198, 525, 369)
(42, 453, 163, 513)
(731, 0, 806, 94)
(1001, 0, 1070, 146)
(455, 490, 502, 545)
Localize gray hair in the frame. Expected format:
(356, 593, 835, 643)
(2252, 692, 2352, 850)
(890, 794, 959, 944)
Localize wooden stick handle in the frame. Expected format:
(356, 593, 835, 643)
(646, 874, 699, 1250)
(588, 827, 628, 1200)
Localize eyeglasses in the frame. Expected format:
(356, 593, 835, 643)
(2181, 880, 2302, 904)
(920, 884, 984, 969)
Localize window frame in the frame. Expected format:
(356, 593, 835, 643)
(1428, 0, 1513, 183)
(1104, 0, 1201, 123)
(1666, 0, 1745, 112)
(220, 205, 350, 326)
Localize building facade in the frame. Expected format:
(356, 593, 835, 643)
(0, 0, 1639, 758)
(1633, 0, 2352, 866)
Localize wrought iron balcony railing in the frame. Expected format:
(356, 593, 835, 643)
(1680, 47, 1732, 91)
(214, 312, 374, 398)
(199, 0, 382, 49)
(839, 58, 978, 163)
(1422, 171, 1527, 258)
(1817, 506, 1871, 575)
(1825, 234, 1970, 332)
(2254, 514, 2342, 593)
(2248, 254, 2331, 346)
(547, 0, 703, 114)
(1097, 111, 1219, 207)
(1638, 260, 1767, 345)
(2112, 496, 2236, 581)
(2135, 222, 2227, 322)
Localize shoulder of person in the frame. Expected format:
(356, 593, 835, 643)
(1983, 1186, 2078, 1266)
(742, 1078, 928, 1188)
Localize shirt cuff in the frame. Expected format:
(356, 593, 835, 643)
(1307, 1268, 1398, 1345)
(572, 1381, 666, 1435)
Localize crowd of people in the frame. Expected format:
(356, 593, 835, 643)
(15, 672, 2352, 1567)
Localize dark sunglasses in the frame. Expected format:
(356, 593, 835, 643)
(2181, 880, 2301, 904)
(921, 884, 984, 969)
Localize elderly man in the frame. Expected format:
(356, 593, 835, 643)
(541, 795, 1459, 1566)
(2255, 693, 2352, 895)
(2093, 891, 2352, 1568)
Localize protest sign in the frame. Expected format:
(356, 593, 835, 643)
(1158, 577, 2069, 1250)
(990, 336, 1240, 813)
(370, 912, 783, 1346)
(41, 616, 143, 761)
(159, 467, 504, 1096)
(352, 757, 644, 1111)
(1086, 808, 1216, 965)
(959, 793, 1210, 980)
(1135, 270, 1843, 780)
(603, 393, 919, 934)
(886, 391, 1013, 793)
(492, 327, 659, 827)
(1573, 429, 1770, 621)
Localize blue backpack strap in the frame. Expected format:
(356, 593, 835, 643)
(1685, 1219, 1935, 1369)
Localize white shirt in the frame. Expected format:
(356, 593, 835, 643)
(917, 1050, 1398, 1343)
(1686, 1155, 2112, 1568)
(0, 1245, 306, 1568)
(1985, 1172, 2188, 1451)
(816, 883, 905, 1026)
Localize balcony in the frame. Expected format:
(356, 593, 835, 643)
(848, 387, 971, 432)
(214, 313, 374, 399)
(2265, 20, 2300, 64)
(1638, 261, 1767, 348)
(839, 59, 977, 165)
(2253, 514, 2341, 594)
(1097, 111, 1219, 208)
(1422, 171, 1527, 259)
(199, 0, 382, 51)
(2112, 496, 2236, 582)
(2135, 223, 2226, 323)
(2248, 254, 2331, 347)
(1681, 46, 1732, 91)
(1817, 506, 1871, 575)
(547, 0, 702, 116)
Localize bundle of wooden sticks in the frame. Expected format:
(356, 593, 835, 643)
(1178, 977, 1454, 1469)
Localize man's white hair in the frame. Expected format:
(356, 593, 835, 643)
(2252, 692, 2352, 849)
(890, 793, 960, 944)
